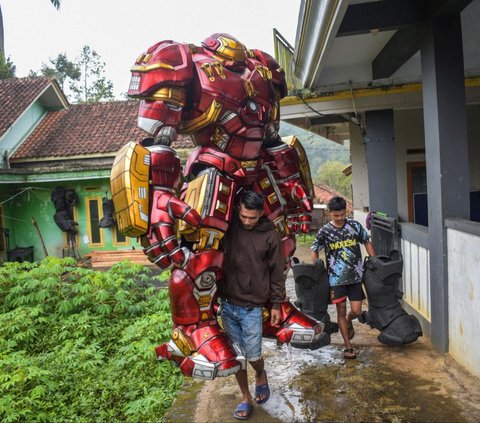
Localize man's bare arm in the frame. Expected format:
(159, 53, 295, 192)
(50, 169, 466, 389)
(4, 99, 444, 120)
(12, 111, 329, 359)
(365, 240, 376, 257)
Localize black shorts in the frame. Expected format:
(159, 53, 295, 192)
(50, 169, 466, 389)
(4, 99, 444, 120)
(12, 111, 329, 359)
(330, 283, 365, 304)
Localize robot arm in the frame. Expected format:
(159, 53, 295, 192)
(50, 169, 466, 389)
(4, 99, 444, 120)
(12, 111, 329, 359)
(261, 137, 313, 234)
(141, 145, 202, 269)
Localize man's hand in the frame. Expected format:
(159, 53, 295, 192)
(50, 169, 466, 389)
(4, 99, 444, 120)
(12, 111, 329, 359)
(270, 308, 281, 326)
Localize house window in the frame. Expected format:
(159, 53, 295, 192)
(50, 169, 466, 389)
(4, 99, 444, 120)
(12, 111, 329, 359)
(113, 224, 128, 246)
(86, 197, 104, 246)
(407, 161, 427, 225)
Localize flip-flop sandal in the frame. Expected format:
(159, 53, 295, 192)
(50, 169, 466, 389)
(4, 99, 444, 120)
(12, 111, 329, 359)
(348, 321, 355, 340)
(343, 348, 357, 359)
(233, 402, 253, 420)
(254, 371, 270, 404)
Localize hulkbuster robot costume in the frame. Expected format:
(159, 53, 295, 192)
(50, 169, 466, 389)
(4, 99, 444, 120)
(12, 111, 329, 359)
(111, 33, 328, 380)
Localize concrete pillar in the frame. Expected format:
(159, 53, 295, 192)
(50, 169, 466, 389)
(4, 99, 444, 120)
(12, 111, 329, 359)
(421, 14, 470, 352)
(364, 109, 398, 218)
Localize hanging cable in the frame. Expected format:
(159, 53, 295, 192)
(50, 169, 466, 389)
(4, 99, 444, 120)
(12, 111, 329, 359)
(0, 186, 51, 206)
(349, 80, 366, 136)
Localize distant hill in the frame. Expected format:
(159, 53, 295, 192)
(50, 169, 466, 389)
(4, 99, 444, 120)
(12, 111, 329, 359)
(279, 121, 350, 176)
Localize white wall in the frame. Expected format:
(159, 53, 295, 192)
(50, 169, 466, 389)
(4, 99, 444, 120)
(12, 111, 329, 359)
(447, 226, 480, 377)
(350, 121, 370, 211)
(394, 109, 425, 222)
(401, 238, 431, 321)
(350, 105, 480, 221)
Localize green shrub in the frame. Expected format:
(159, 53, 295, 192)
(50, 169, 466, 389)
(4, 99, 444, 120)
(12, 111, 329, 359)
(0, 257, 181, 422)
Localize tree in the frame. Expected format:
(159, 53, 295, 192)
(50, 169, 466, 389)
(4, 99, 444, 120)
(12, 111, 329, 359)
(30, 53, 80, 91)
(30, 47, 114, 103)
(0, 53, 15, 79)
(314, 160, 352, 199)
(71, 45, 114, 103)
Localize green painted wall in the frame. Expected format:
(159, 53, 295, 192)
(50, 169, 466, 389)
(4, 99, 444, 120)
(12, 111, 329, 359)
(0, 177, 142, 262)
(0, 103, 46, 168)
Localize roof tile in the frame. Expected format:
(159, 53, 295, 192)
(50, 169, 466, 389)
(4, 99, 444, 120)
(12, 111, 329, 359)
(313, 184, 353, 212)
(0, 77, 53, 137)
(11, 99, 194, 160)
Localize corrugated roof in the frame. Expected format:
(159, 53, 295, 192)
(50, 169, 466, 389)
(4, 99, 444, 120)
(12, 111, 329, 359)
(0, 77, 53, 137)
(11, 100, 194, 160)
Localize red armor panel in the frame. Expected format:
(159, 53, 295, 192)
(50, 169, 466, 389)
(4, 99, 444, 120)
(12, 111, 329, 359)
(149, 145, 181, 188)
(128, 41, 194, 97)
(169, 269, 201, 325)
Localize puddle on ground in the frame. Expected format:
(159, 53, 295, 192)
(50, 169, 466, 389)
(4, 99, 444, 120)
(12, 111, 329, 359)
(261, 339, 467, 423)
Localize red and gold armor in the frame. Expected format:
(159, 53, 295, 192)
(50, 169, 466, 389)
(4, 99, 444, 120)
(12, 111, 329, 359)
(112, 34, 326, 380)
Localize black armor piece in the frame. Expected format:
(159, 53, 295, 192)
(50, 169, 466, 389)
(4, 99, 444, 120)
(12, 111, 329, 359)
(360, 250, 423, 345)
(292, 258, 338, 336)
(98, 197, 116, 228)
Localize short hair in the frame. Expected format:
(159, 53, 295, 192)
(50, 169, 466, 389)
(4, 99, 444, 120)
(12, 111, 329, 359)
(240, 190, 264, 211)
(327, 196, 347, 211)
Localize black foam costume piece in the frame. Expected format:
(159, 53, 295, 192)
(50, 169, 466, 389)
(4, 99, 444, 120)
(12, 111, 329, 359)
(361, 250, 423, 345)
(98, 197, 115, 228)
(292, 258, 338, 336)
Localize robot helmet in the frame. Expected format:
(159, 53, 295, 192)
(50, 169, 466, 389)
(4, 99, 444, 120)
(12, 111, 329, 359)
(202, 33, 248, 70)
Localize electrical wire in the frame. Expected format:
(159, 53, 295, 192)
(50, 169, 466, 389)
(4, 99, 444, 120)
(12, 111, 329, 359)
(0, 186, 51, 206)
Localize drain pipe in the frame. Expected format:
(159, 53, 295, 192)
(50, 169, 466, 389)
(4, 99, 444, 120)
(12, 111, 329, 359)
(293, 0, 349, 89)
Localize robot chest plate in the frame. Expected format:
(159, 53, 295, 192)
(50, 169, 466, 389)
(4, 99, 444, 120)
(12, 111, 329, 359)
(195, 61, 274, 121)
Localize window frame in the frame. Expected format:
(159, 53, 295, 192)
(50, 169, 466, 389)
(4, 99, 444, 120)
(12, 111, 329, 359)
(85, 196, 104, 247)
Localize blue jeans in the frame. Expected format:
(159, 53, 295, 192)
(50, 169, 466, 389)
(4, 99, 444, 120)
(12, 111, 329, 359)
(220, 300, 263, 362)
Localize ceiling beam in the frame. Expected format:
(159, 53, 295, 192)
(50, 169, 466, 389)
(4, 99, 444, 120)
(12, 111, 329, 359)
(338, 0, 427, 37)
(372, 24, 429, 79)
(372, 0, 474, 79)
(428, 0, 475, 15)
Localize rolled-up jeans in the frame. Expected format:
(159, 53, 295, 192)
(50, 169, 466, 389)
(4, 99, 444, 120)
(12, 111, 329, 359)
(220, 300, 263, 362)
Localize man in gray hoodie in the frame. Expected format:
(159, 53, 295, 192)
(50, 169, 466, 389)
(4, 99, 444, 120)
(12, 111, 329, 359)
(219, 190, 286, 420)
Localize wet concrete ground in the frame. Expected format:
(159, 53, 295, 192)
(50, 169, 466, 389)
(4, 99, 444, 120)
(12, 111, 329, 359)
(164, 244, 480, 423)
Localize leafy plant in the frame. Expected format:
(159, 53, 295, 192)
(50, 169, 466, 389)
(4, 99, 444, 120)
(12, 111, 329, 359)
(0, 257, 181, 422)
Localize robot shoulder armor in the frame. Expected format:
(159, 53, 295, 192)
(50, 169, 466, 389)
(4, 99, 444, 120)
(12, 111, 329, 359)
(249, 49, 287, 98)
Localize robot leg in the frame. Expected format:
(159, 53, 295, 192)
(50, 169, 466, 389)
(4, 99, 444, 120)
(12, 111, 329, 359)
(155, 250, 246, 379)
(361, 251, 423, 345)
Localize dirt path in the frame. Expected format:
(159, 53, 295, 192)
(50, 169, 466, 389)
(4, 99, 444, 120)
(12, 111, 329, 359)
(165, 241, 480, 422)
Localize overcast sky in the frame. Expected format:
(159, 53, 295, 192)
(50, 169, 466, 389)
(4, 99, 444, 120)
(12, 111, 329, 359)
(2, 0, 301, 98)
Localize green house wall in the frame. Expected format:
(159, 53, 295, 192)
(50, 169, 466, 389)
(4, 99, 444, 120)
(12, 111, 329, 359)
(0, 176, 142, 262)
(0, 103, 46, 169)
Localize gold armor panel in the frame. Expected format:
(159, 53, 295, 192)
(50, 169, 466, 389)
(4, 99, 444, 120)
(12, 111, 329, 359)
(213, 35, 247, 62)
(110, 142, 150, 237)
(178, 169, 234, 250)
(282, 135, 314, 199)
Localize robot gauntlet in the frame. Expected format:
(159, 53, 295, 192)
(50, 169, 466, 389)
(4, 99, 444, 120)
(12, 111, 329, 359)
(262, 140, 313, 234)
(141, 145, 201, 269)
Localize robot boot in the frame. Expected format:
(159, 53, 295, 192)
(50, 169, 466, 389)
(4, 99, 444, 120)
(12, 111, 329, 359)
(361, 250, 423, 345)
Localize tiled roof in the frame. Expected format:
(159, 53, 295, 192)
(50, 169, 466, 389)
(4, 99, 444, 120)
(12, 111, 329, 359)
(0, 77, 53, 137)
(11, 100, 194, 160)
(313, 183, 353, 212)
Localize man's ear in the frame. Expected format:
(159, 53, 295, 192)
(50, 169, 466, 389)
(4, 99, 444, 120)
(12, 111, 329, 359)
(259, 210, 265, 218)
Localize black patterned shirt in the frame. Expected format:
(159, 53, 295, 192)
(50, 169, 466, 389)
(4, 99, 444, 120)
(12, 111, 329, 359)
(311, 219, 370, 286)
